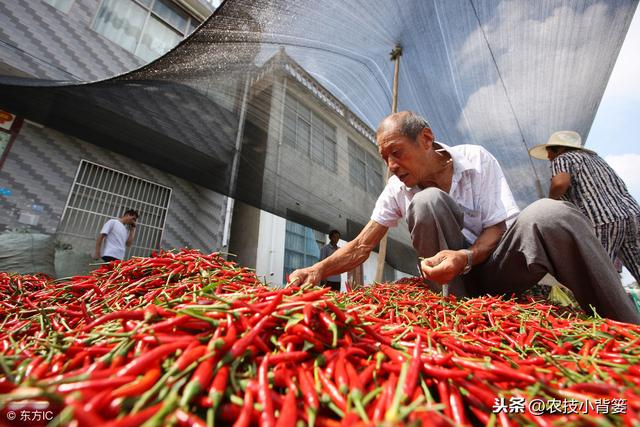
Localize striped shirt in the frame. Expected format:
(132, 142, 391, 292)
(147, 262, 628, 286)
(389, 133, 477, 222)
(551, 150, 640, 226)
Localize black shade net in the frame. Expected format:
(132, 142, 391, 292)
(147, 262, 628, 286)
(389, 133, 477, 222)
(0, 0, 636, 274)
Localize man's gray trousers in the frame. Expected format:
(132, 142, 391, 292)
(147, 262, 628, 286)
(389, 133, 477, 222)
(406, 188, 640, 324)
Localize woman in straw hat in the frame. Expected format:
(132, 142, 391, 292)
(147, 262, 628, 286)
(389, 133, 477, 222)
(530, 131, 640, 302)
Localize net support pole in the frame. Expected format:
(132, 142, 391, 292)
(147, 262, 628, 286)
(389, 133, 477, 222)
(222, 74, 251, 255)
(374, 44, 402, 283)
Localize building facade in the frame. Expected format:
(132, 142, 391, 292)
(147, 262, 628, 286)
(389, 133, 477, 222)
(229, 50, 412, 287)
(0, 0, 411, 284)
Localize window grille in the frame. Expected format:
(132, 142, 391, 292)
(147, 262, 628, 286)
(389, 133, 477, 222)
(58, 160, 172, 259)
(283, 220, 324, 279)
(283, 91, 337, 171)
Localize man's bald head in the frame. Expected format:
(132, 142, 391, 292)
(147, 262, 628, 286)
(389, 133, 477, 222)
(376, 111, 432, 142)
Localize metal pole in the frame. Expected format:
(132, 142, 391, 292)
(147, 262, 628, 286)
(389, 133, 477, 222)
(374, 44, 402, 283)
(222, 74, 251, 253)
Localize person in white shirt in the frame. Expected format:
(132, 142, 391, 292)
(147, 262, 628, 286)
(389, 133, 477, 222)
(93, 209, 138, 262)
(290, 111, 639, 324)
(319, 230, 341, 291)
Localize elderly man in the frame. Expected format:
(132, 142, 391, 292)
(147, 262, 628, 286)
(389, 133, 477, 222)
(290, 111, 640, 324)
(530, 130, 640, 297)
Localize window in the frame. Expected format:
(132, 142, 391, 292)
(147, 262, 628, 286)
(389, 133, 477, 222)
(349, 139, 384, 194)
(93, 0, 199, 62)
(58, 160, 172, 258)
(201, 0, 222, 8)
(283, 221, 324, 279)
(283, 92, 337, 171)
(44, 0, 74, 13)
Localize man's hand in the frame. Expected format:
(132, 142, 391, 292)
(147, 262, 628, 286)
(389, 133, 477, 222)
(288, 267, 323, 287)
(420, 250, 468, 284)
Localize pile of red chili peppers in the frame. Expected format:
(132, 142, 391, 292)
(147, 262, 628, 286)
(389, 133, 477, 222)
(0, 249, 639, 426)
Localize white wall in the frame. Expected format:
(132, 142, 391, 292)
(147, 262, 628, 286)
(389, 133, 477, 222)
(255, 211, 287, 286)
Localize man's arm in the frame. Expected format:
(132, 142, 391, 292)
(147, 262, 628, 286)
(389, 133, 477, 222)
(94, 234, 105, 259)
(126, 225, 136, 247)
(421, 221, 506, 284)
(549, 172, 571, 199)
(289, 220, 388, 285)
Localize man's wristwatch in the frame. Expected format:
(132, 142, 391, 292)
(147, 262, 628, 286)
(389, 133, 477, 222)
(461, 249, 473, 275)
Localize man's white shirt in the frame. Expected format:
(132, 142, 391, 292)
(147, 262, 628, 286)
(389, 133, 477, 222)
(371, 143, 520, 243)
(100, 218, 129, 260)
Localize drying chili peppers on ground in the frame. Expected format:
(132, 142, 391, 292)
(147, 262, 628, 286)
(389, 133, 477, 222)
(0, 249, 639, 426)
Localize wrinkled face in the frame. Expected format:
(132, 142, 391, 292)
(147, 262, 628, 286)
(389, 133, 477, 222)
(377, 127, 435, 188)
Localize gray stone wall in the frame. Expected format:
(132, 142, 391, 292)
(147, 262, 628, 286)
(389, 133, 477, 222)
(0, 123, 228, 254)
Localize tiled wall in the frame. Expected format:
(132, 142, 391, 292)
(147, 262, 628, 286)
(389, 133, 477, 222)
(0, 0, 143, 81)
(0, 123, 228, 253)
(0, 0, 227, 254)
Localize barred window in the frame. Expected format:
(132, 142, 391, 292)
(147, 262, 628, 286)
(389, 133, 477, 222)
(58, 160, 172, 259)
(349, 139, 383, 194)
(283, 91, 337, 171)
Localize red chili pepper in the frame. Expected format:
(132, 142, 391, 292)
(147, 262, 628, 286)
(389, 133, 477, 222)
(225, 315, 272, 362)
(452, 358, 536, 384)
(111, 365, 161, 398)
(250, 293, 283, 326)
(68, 400, 106, 426)
(437, 380, 452, 420)
(181, 354, 217, 408)
(567, 382, 619, 395)
(318, 311, 339, 347)
(334, 349, 349, 395)
(232, 384, 255, 427)
(258, 355, 276, 427)
(317, 366, 347, 411)
(373, 373, 396, 422)
(297, 366, 319, 425)
(174, 345, 207, 371)
(31, 359, 51, 380)
(303, 302, 314, 326)
(380, 345, 406, 364)
(469, 405, 490, 424)
(57, 375, 136, 393)
(422, 363, 468, 380)
(404, 334, 422, 399)
(449, 383, 469, 425)
(103, 403, 162, 427)
(455, 380, 496, 408)
(209, 364, 229, 410)
(81, 310, 144, 331)
(118, 340, 191, 377)
(174, 408, 207, 427)
(266, 351, 309, 365)
(276, 387, 298, 427)
(24, 355, 44, 379)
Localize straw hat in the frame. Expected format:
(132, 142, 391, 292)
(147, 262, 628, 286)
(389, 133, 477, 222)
(528, 131, 596, 160)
